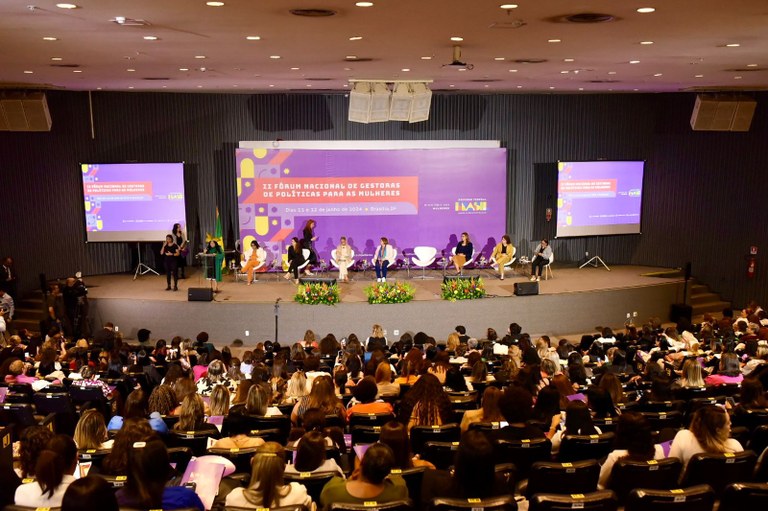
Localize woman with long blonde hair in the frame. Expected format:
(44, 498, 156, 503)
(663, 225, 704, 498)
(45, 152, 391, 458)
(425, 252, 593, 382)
(209, 384, 231, 417)
(173, 395, 218, 434)
(669, 405, 743, 467)
(74, 409, 112, 450)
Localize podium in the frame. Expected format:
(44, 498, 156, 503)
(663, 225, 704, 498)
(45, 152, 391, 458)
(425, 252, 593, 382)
(197, 252, 218, 281)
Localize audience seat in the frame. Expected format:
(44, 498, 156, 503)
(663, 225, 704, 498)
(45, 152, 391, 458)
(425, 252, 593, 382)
(349, 412, 395, 429)
(284, 471, 338, 504)
(410, 424, 461, 456)
(351, 425, 382, 446)
(225, 506, 309, 511)
(391, 466, 427, 508)
(0, 403, 54, 440)
(329, 500, 412, 511)
(430, 496, 517, 511)
(679, 450, 757, 497)
(247, 428, 284, 444)
(624, 485, 715, 511)
(422, 441, 460, 470)
(33, 392, 78, 436)
(637, 400, 685, 413)
(525, 460, 599, 499)
(77, 448, 111, 471)
(640, 410, 684, 432)
(528, 490, 618, 511)
(168, 429, 221, 457)
(168, 446, 194, 474)
(494, 438, 552, 480)
(749, 425, 768, 459)
(208, 446, 259, 473)
(558, 433, 615, 463)
(607, 457, 682, 504)
(242, 415, 291, 445)
(719, 482, 768, 511)
(753, 449, 768, 481)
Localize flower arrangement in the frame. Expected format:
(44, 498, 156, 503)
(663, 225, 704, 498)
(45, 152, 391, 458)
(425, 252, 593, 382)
(294, 281, 340, 305)
(441, 276, 486, 301)
(365, 281, 416, 304)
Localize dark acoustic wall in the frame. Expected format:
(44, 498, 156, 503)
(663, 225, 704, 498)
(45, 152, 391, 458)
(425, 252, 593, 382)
(0, 91, 766, 307)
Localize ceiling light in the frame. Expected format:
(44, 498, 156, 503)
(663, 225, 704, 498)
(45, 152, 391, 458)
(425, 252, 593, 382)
(128, 86, 134, 89)
(343, 84, 349, 87)
(450, 36, 464, 42)
(549, 86, 555, 90)
(246, 36, 261, 41)
(747, 64, 758, 67)
(355, 1, 374, 6)
(500, 4, 518, 9)
(73, 70, 82, 73)
(629, 60, 640, 64)
(636, 7, 655, 13)
(23, 70, 33, 74)
(484, 85, 489, 88)
(608, 71, 617, 75)
(548, 39, 561, 43)
(346, 55, 357, 60)
(306, 84, 312, 87)
(127, 68, 135, 72)
(56, 3, 78, 9)
(508, 69, 518, 72)
(695, 74, 703, 78)
(51, 57, 63, 61)
(143, 36, 158, 40)
(206, 1, 225, 6)
(458, 68, 467, 72)
(270, 55, 281, 59)
(725, 43, 740, 47)
(421, 56, 432, 60)
(560, 70, 569, 74)
(349, 36, 363, 41)
(43, 37, 58, 41)
(401, 68, 410, 72)
(516, 85, 522, 88)
(734, 76, 742, 79)
(653, 73, 663, 76)
(179, 68, 189, 71)
(449, 84, 455, 88)
(343, 67, 352, 71)
(194, 55, 206, 59)
(494, 57, 505, 61)
(269, 84, 275, 87)
(640, 41, 654, 45)
(563, 58, 575, 62)
(578, 88, 584, 91)
(290, 67, 300, 70)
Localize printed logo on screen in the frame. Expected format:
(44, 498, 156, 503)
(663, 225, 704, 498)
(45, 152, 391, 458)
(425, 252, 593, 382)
(455, 200, 487, 213)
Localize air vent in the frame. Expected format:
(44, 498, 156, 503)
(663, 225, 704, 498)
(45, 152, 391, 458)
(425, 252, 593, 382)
(724, 68, 763, 73)
(110, 17, 151, 26)
(510, 58, 547, 64)
(488, 20, 527, 29)
(587, 79, 621, 83)
(50, 63, 81, 68)
(142, 77, 170, 81)
(566, 12, 615, 23)
(344, 57, 374, 62)
(470, 79, 502, 83)
(305, 77, 333, 81)
(289, 9, 336, 17)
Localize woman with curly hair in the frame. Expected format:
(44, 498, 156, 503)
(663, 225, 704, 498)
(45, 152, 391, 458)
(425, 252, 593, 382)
(101, 418, 156, 476)
(398, 372, 452, 430)
(148, 384, 177, 417)
(17, 426, 54, 478)
(394, 348, 424, 385)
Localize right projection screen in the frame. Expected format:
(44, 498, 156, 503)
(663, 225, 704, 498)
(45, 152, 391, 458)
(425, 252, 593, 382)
(556, 160, 645, 237)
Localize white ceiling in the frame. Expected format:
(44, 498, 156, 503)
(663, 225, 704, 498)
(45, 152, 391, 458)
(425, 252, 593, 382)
(1, 0, 767, 93)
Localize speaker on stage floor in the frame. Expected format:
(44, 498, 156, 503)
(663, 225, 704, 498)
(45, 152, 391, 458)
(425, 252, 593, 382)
(669, 303, 692, 323)
(298, 277, 337, 286)
(442, 275, 477, 284)
(188, 287, 213, 301)
(514, 281, 539, 296)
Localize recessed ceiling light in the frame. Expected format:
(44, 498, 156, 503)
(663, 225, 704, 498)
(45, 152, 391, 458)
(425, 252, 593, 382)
(578, 87, 584, 91)
(653, 73, 663, 77)
(725, 43, 740, 48)
(747, 64, 758, 67)
(73, 69, 82, 73)
(421, 56, 432, 60)
(355, 1, 374, 6)
(548, 39, 561, 43)
(127, 68, 135, 72)
(270, 55, 281, 59)
(500, 4, 518, 9)
(128, 86, 134, 89)
(43, 37, 58, 41)
(143, 36, 158, 41)
(51, 57, 63, 61)
(246, 36, 261, 41)
(179, 68, 189, 71)
(349, 36, 363, 41)
(629, 60, 640, 64)
(560, 70, 569, 74)
(636, 7, 655, 13)
(549, 86, 555, 90)
(695, 74, 704, 78)
(345, 55, 357, 60)
(449, 84, 455, 88)
(23, 70, 33, 74)
(56, 3, 78, 9)
(401, 68, 410, 72)
(269, 84, 275, 87)
(458, 68, 467, 72)
(494, 57, 505, 61)
(734, 76, 743, 79)
(450, 36, 464, 42)
(633, 89, 639, 91)
(197, 85, 203, 88)
(343, 84, 348, 87)
(306, 84, 312, 87)
(608, 71, 617, 75)
(194, 55, 206, 59)
(640, 41, 654, 45)
(484, 85, 489, 88)
(563, 58, 575, 62)
(96, 87, 102, 90)
(343, 67, 352, 71)
(206, 1, 225, 6)
(233, 85, 238, 87)
(508, 69, 518, 72)
(516, 85, 522, 88)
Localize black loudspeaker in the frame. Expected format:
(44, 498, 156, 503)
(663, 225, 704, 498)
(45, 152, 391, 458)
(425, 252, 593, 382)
(298, 277, 337, 286)
(669, 303, 692, 323)
(514, 281, 539, 296)
(188, 287, 213, 301)
(442, 275, 476, 284)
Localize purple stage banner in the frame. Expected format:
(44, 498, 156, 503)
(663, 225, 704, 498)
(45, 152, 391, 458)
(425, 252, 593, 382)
(236, 147, 507, 264)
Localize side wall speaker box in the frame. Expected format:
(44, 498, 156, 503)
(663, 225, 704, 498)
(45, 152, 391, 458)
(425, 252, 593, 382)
(298, 277, 337, 286)
(669, 303, 693, 323)
(188, 287, 213, 301)
(0, 92, 52, 132)
(514, 281, 539, 296)
(690, 94, 756, 132)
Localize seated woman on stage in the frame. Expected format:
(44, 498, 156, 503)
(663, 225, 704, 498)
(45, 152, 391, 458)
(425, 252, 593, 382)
(490, 234, 514, 280)
(373, 237, 394, 283)
(334, 236, 353, 283)
(530, 239, 553, 282)
(284, 237, 304, 285)
(206, 240, 224, 292)
(452, 232, 474, 275)
(242, 240, 267, 285)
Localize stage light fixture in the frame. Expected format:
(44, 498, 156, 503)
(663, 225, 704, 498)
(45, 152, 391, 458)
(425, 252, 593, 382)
(409, 82, 432, 123)
(389, 82, 413, 121)
(348, 81, 373, 123)
(369, 82, 392, 123)
(348, 80, 432, 123)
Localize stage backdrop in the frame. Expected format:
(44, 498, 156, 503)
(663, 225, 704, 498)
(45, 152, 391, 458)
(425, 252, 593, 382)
(235, 142, 507, 265)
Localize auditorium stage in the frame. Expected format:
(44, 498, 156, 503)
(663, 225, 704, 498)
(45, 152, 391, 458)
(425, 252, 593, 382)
(83, 264, 686, 346)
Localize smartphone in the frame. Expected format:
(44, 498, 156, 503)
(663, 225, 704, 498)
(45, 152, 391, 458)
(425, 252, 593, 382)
(114, 326, 119, 332)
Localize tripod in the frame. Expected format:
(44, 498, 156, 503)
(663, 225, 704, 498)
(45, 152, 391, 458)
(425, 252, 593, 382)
(133, 242, 159, 280)
(580, 254, 611, 271)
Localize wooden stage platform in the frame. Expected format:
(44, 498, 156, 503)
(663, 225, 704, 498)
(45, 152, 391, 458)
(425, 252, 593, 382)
(84, 264, 686, 346)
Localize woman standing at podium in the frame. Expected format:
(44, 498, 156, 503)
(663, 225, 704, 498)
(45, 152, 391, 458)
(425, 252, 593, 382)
(206, 240, 224, 293)
(160, 235, 180, 291)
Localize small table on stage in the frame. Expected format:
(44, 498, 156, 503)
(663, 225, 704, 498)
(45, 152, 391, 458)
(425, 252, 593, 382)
(515, 256, 532, 277)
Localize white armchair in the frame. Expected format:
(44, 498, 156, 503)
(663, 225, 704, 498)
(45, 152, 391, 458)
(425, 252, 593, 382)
(331, 249, 356, 270)
(412, 246, 437, 279)
(451, 247, 478, 270)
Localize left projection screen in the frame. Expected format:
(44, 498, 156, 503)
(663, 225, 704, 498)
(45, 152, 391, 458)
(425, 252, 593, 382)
(80, 163, 187, 242)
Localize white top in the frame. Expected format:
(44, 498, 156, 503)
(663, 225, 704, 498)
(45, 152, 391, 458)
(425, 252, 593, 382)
(284, 458, 345, 477)
(668, 428, 743, 467)
(15, 474, 76, 508)
(598, 444, 666, 489)
(225, 482, 313, 508)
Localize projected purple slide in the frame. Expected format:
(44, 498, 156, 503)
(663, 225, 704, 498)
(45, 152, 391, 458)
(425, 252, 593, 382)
(556, 160, 644, 237)
(80, 162, 186, 242)
(236, 147, 507, 263)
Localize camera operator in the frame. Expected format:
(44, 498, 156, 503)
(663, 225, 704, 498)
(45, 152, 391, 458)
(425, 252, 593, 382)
(62, 276, 89, 339)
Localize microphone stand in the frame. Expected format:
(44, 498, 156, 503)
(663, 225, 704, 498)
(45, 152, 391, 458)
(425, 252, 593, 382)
(274, 298, 281, 344)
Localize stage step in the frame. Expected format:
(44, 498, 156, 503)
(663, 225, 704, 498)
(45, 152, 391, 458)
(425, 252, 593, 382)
(692, 300, 731, 316)
(689, 292, 722, 306)
(687, 279, 730, 317)
(8, 291, 45, 335)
